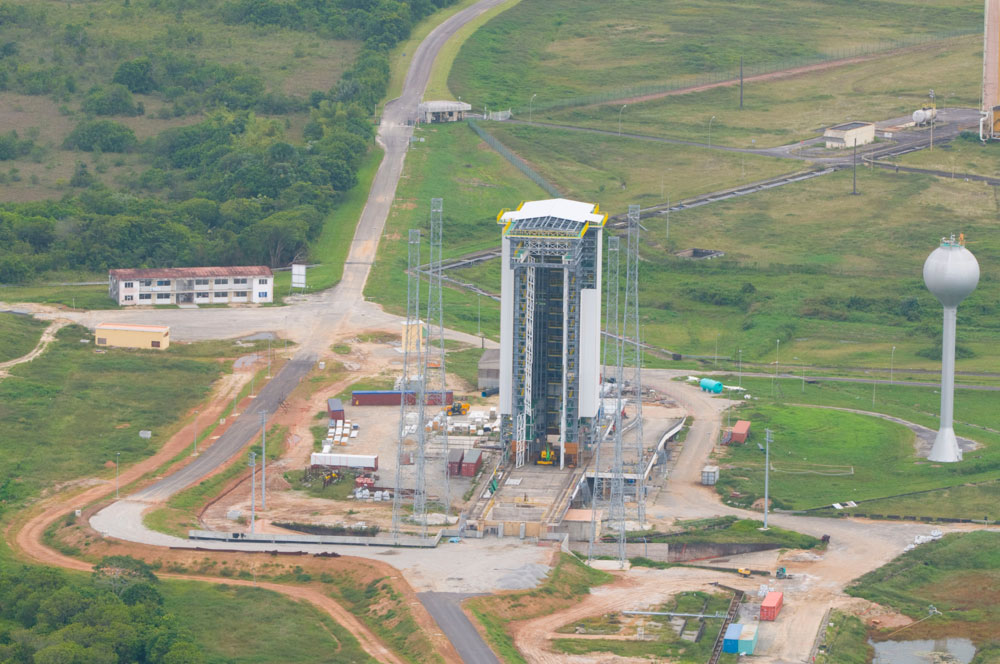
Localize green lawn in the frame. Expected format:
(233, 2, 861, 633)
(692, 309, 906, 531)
(447, 346, 484, 390)
(164, 581, 376, 664)
(365, 121, 545, 335)
(0, 312, 47, 363)
(896, 131, 1000, 177)
(0, 324, 230, 514)
(847, 531, 1000, 645)
(815, 612, 872, 664)
(537, 35, 980, 149)
(449, 0, 980, 109)
(714, 401, 1000, 512)
(483, 123, 795, 211)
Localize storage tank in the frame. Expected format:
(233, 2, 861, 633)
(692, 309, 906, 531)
(912, 107, 937, 125)
(699, 378, 723, 393)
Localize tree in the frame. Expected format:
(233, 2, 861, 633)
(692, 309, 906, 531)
(240, 208, 310, 267)
(92, 556, 157, 597)
(113, 57, 156, 93)
(64, 120, 137, 152)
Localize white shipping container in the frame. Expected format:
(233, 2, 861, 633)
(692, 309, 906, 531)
(310, 453, 378, 469)
(350, 430, 358, 438)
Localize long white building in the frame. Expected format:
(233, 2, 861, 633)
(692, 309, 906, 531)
(497, 199, 605, 468)
(108, 266, 273, 306)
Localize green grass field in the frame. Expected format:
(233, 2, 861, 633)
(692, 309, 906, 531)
(482, 124, 795, 211)
(448, 0, 980, 109)
(450, 167, 1000, 369)
(815, 611, 871, 664)
(163, 581, 376, 664)
(364, 121, 546, 335)
(0, 324, 245, 514)
(896, 131, 1000, 177)
(0, 312, 47, 363)
(847, 531, 1000, 645)
(537, 35, 980, 149)
(714, 396, 1000, 513)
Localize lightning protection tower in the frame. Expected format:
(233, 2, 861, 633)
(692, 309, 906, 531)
(423, 198, 450, 520)
(622, 204, 646, 525)
(497, 199, 607, 468)
(392, 229, 426, 540)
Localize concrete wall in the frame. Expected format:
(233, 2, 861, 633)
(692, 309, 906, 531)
(569, 540, 781, 562)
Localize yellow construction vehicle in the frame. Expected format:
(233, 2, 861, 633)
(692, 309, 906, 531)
(537, 443, 555, 465)
(445, 402, 470, 416)
(737, 568, 752, 578)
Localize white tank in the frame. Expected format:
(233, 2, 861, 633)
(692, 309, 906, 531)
(912, 108, 937, 125)
(923, 238, 980, 307)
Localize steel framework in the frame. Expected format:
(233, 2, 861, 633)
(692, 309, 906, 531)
(623, 205, 646, 525)
(392, 229, 424, 540)
(423, 198, 450, 520)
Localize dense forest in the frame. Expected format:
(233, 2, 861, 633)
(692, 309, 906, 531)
(0, 557, 203, 664)
(0, 0, 456, 283)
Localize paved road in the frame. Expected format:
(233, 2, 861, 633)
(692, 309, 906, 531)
(131, 356, 316, 502)
(419, 593, 500, 664)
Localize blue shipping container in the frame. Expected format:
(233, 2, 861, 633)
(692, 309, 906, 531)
(722, 623, 742, 654)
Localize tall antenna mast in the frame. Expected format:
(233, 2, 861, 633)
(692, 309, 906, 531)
(623, 204, 645, 525)
(392, 229, 424, 540)
(424, 198, 450, 521)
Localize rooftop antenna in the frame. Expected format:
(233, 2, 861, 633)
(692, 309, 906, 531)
(923, 234, 980, 462)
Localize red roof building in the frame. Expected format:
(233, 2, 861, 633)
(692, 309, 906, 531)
(108, 266, 274, 306)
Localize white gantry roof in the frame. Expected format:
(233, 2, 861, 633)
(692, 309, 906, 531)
(418, 100, 472, 112)
(498, 199, 607, 238)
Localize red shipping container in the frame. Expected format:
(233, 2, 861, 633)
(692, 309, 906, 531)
(760, 591, 783, 621)
(731, 420, 751, 444)
(447, 449, 464, 476)
(461, 449, 483, 477)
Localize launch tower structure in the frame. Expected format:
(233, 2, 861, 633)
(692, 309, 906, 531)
(498, 199, 607, 468)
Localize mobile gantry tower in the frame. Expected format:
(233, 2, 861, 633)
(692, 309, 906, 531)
(983, 0, 1000, 140)
(498, 199, 606, 468)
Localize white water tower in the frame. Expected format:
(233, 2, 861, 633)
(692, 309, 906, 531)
(923, 234, 980, 462)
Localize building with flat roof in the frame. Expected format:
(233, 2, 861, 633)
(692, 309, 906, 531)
(417, 100, 472, 123)
(108, 266, 273, 306)
(95, 323, 170, 350)
(823, 121, 875, 149)
(498, 198, 606, 468)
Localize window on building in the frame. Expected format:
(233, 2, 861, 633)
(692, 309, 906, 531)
(258, 278, 268, 285)
(156, 279, 170, 286)
(139, 293, 151, 300)
(258, 291, 267, 298)
(233, 278, 247, 285)
(214, 278, 228, 285)
(151, 341, 160, 348)
(156, 293, 170, 300)
(235, 291, 248, 297)
(124, 295, 134, 301)
(97, 337, 106, 345)
(196, 292, 209, 299)
(216, 292, 228, 298)
(124, 281, 134, 288)
(195, 279, 209, 286)
(140, 280, 152, 287)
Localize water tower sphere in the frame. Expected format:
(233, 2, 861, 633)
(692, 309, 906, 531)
(923, 241, 980, 308)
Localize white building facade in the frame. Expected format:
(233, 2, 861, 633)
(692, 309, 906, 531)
(108, 266, 273, 306)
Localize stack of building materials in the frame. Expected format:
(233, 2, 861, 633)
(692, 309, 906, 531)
(760, 591, 783, 620)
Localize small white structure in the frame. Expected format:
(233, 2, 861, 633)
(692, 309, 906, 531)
(701, 465, 719, 485)
(417, 100, 472, 123)
(109, 266, 273, 306)
(923, 234, 980, 463)
(823, 121, 875, 149)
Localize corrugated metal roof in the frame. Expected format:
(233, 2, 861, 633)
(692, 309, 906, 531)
(96, 323, 169, 333)
(418, 100, 472, 112)
(499, 198, 605, 226)
(327, 398, 344, 411)
(109, 266, 272, 279)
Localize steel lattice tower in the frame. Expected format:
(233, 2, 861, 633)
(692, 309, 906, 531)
(608, 268, 627, 569)
(392, 229, 424, 541)
(423, 198, 450, 519)
(588, 235, 619, 563)
(623, 205, 645, 525)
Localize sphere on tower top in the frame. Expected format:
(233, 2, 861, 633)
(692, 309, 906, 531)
(923, 235, 980, 308)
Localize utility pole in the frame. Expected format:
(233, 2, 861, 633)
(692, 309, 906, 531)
(738, 349, 742, 387)
(191, 410, 199, 456)
(772, 339, 780, 396)
(852, 139, 858, 195)
(267, 337, 271, 378)
(665, 196, 670, 243)
(739, 55, 744, 110)
(259, 410, 267, 510)
(248, 451, 256, 533)
(890, 345, 896, 385)
(115, 452, 120, 499)
(762, 429, 772, 530)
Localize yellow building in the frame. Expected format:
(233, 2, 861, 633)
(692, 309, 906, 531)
(95, 323, 170, 350)
(823, 121, 875, 149)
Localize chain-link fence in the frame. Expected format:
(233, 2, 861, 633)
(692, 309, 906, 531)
(467, 119, 560, 197)
(516, 30, 978, 115)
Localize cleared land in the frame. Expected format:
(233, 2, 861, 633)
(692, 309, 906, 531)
(0, 311, 47, 362)
(537, 35, 981, 149)
(483, 123, 794, 211)
(448, 0, 980, 108)
(847, 531, 1000, 646)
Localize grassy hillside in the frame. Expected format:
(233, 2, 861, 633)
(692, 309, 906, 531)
(0, 311, 47, 362)
(448, 0, 980, 108)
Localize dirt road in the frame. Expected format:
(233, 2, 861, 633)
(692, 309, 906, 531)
(0, 319, 67, 378)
